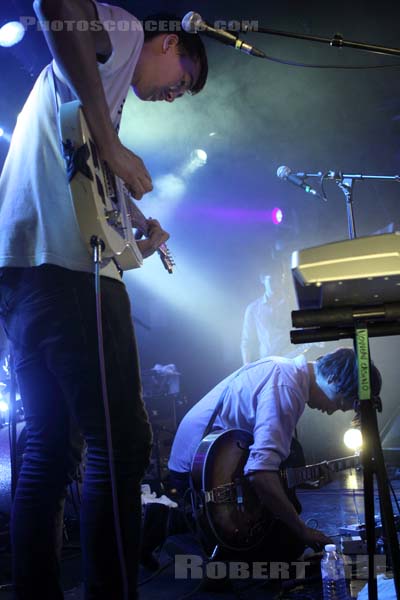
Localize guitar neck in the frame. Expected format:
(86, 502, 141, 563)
(284, 455, 359, 489)
(120, 187, 148, 235)
(121, 183, 175, 274)
(129, 201, 149, 235)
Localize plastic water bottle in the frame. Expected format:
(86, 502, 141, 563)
(321, 543, 348, 600)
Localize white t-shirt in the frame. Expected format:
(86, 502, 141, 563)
(168, 355, 309, 474)
(0, 2, 143, 279)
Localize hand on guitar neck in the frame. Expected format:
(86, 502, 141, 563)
(135, 218, 170, 259)
(101, 135, 172, 268)
(126, 194, 174, 272)
(101, 141, 172, 265)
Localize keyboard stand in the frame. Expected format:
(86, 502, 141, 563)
(291, 305, 400, 600)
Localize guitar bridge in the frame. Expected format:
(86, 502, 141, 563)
(105, 209, 122, 227)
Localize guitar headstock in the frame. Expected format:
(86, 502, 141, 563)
(157, 243, 175, 274)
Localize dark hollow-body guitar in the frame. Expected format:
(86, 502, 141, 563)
(191, 428, 358, 560)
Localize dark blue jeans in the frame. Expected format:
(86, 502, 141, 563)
(0, 265, 152, 599)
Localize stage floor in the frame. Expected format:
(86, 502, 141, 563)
(0, 467, 399, 599)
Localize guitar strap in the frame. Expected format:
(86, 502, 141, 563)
(200, 363, 251, 439)
(201, 394, 224, 440)
(201, 375, 246, 439)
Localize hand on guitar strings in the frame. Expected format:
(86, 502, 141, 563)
(137, 219, 170, 259)
(102, 139, 153, 200)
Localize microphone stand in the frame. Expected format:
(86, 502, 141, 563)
(289, 170, 400, 598)
(296, 171, 400, 240)
(247, 18, 400, 597)
(259, 27, 400, 228)
(245, 26, 400, 58)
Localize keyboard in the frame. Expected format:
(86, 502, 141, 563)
(291, 233, 400, 309)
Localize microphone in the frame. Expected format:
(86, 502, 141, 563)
(181, 11, 266, 58)
(276, 166, 323, 199)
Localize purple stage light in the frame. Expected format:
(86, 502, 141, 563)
(272, 207, 283, 225)
(180, 206, 286, 225)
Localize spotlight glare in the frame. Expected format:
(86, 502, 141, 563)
(0, 128, 4, 138)
(181, 149, 208, 177)
(0, 400, 9, 413)
(343, 428, 363, 451)
(0, 21, 26, 48)
(272, 207, 283, 225)
(194, 149, 207, 164)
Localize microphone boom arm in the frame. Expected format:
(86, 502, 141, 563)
(250, 27, 400, 58)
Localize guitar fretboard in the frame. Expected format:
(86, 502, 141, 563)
(124, 191, 149, 235)
(284, 455, 359, 489)
(101, 157, 174, 273)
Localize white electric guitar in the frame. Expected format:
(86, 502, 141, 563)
(59, 100, 174, 273)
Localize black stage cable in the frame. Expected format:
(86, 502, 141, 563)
(66, 479, 80, 520)
(138, 503, 173, 587)
(176, 580, 206, 600)
(352, 488, 363, 525)
(259, 53, 400, 69)
(176, 579, 243, 600)
(183, 487, 199, 536)
(52, 72, 129, 596)
(388, 480, 400, 515)
(138, 559, 174, 586)
(92, 238, 129, 600)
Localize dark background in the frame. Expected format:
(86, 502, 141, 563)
(1, 0, 400, 461)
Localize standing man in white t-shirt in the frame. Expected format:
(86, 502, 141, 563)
(0, 1, 208, 598)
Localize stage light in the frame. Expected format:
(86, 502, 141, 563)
(0, 400, 9, 413)
(0, 127, 11, 143)
(272, 207, 284, 225)
(180, 149, 208, 177)
(344, 428, 363, 451)
(193, 149, 207, 164)
(0, 21, 26, 48)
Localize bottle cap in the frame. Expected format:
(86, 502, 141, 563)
(324, 544, 336, 552)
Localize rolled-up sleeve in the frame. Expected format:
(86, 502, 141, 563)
(244, 383, 305, 473)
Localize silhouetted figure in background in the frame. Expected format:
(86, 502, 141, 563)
(241, 271, 292, 364)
